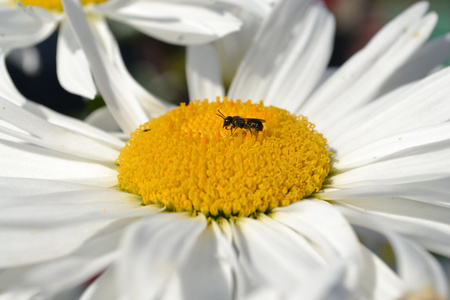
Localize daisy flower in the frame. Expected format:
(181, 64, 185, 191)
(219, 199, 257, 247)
(1, 1, 450, 300)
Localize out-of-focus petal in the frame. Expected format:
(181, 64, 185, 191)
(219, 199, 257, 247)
(57, 20, 97, 99)
(358, 245, 406, 299)
(186, 44, 225, 101)
(0, 50, 27, 106)
(96, 1, 242, 45)
(84, 106, 122, 132)
(0, 7, 56, 50)
(79, 265, 119, 300)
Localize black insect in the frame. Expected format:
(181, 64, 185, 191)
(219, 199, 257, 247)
(216, 110, 266, 135)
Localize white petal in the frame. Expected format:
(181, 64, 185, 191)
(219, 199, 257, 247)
(338, 206, 449, 298)
(0, 139, 117, 187)
(160, 225, 233, 300)
(337, 201, 450, 257)
(117, 213, 207, 300)
(320, 195, 449, 226)
(272, 207, 345, 263)
(84, 106, 122, 132)
(88, 17, 171, 118)
(320, 180, 450, 207)
(244, 263, 350, 300)
(15, 3, 59, 22)
(274, 200, 361, 262)
(0, 50, 27, 106)
(0, 179, 113, 201)
(87, 0, 131, 12)
(57, 20, 97, 99)
(376, 33, 450, 97)
(214, 0, 272, 17)
(0, 219, 113, 267)
(331, 67, 450, 155)
(324, 81, 411, 146)
(231, 214, 324, 292)
(302, 2, 434, 126)
(0, 97, 120, 162)
(265, 2, 334, 113)
(24, 100, 124, 150)
(0, 189, 159, 228)
(288, 265, 350, 300)
(0, 177, 106, 197)
(62, 0, 148, 134)
(228, 0, 315, 101)
(334, 122, 450, 170)
(0, 288, 41, 300)
(0, 8, 56, 50)
(309, 10, 437, 130)
(100, 1, 242, 45)
(212, 220, 252, 299)
(330, 147, 450, 188)
(20, 250, 114, 296)
(80, 265, 119, 300)
(186, 44, 225, 101)
(0, 219, 132, 295)
(272, 200, 363, 292)
(358, 245, 405, 299)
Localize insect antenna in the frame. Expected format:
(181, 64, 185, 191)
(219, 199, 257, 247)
(216, 110, 226, 120)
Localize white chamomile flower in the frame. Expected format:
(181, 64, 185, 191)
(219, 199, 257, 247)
(0, 0, 449, 300)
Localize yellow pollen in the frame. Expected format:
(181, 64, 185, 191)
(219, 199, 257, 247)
(18, 0, 106, 11)
(117, 98, 332, 219)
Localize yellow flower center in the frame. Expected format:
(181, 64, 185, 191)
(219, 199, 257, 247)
(18, 0, 106, 11)
(117, 98, 332, 219)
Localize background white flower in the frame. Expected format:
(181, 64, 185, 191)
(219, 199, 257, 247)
(0, 0, 252, 128)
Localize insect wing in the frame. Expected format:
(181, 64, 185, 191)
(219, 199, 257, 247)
(244, 118, 266, 123)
